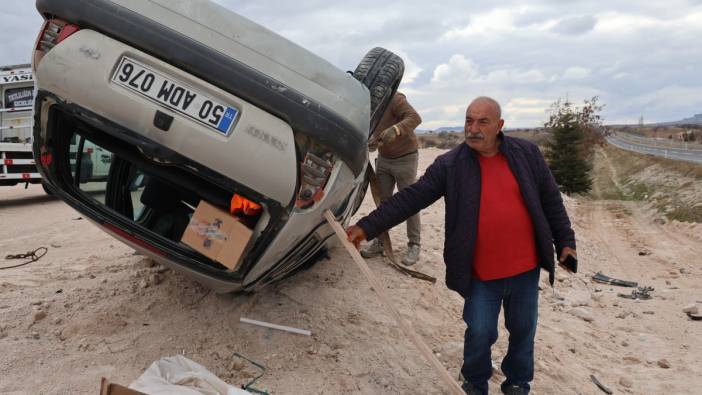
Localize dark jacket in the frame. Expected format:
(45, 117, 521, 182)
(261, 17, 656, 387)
(357, 133, 576, 298)
(370, 92, 422, 159)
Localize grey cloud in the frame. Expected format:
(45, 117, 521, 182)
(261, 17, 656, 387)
(513, 10, 553, 27)
(1, 0, 701, 127)
(0, 6, 43, 65)
(550, 15, 597, 35)
(378, 17, 447, 42)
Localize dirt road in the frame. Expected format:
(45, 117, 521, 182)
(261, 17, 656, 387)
(1, 148, 700, 394)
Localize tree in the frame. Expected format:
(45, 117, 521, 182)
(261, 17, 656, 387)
(544, 97, 604, 194)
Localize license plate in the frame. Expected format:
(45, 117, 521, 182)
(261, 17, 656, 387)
(111, 57, 238, 135)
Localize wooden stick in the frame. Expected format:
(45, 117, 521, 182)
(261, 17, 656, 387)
(323, 210, 464, 395)
(240, 317, 312, 336)
(367, 164, 436, 283)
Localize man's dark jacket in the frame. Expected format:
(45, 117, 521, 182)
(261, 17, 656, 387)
(357, 133, 576, 298)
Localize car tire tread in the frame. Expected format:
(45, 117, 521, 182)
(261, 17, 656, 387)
(352, 47, 404, 135)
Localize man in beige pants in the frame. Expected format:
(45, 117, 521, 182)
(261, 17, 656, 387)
(362, 92, 423, 265)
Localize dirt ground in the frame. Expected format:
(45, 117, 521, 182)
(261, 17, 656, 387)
(1, 147, 701, 394)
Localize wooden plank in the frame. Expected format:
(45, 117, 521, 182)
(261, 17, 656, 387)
(323, 210, 464, 395)
(366, 164, 436, 283)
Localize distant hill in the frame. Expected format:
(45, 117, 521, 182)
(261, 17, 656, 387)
(416, 127, 549, 149)
(416, 126, 462, 134)
(654, 113, 702, 126)
(434, 126, 463, 132)
(417, 126, 544, 134)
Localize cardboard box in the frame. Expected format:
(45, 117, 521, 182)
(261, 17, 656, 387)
(181, 200, 253, 270)
(100, 378, 145, 395)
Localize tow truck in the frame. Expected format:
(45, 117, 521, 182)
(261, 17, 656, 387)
(0, 64, 39, 187)
(0, 63, 111, 190)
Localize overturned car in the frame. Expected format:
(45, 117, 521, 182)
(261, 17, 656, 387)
(32, 0, 403, 293)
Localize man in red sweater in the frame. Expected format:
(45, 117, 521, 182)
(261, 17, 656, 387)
(347, 97, 576, 394)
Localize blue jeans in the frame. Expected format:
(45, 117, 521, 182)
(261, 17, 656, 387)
(461, 268, 540, 394)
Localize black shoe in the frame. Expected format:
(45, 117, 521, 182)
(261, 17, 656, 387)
(501, 384, 528, 395)
(462, 381, 482, 395)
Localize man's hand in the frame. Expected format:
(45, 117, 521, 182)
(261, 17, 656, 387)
(377, 125, 400, 148)
(345, 225, 367, 249)
(368, 139, 378, 152)
(558, 247, 577, 273)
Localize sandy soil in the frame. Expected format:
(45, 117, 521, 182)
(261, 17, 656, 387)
(1, 148, 701, 394)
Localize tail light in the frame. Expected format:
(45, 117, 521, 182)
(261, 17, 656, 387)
(33, 19, 81, 72)
(296, 152, 334, 209)
(40, 152, 53, 167)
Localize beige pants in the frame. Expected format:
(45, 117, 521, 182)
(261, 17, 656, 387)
(375, 151, 421, 246)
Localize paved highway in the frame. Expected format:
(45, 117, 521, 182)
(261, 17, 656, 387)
(607, 134, 702, 165)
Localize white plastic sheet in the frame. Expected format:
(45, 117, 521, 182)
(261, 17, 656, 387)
(129, 355, 251, 395)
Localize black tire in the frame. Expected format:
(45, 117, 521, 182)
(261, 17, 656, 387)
(352, 47, 405, 135)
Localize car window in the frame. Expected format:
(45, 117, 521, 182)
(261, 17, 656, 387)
(67, 132, 183, 227)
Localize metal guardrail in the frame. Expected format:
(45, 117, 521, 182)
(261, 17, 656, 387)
(613, 132, 702, 152)
(607, 135, 702, 165)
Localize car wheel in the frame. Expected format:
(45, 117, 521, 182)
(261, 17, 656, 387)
(352, 47, 405, 134)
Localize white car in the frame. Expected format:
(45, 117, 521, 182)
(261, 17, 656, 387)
(33, 0, 403, 292)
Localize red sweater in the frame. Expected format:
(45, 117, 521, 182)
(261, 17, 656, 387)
(473, 153, 538, 280)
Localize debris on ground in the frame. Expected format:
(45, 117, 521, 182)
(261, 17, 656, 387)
(590, 374, 613, 394)
(592, 272, 638, 287)
(618, 286, 654, 300)
(682, 304, 699, 315)
(657, 359, 671, 369)
(240, 317, 311, 336)
(129, 355, 252, 394)
(1, 247, 48, 270)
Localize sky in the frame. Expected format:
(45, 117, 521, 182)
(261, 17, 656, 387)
(3, 0, 701, 129)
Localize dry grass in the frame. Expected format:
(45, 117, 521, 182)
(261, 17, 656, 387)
(591, 144, 702, 222)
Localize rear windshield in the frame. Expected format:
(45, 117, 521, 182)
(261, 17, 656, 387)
(3, 86, 34, 108)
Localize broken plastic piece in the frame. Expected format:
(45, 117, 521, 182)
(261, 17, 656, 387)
(618, 286, 654, 300)
(240, 317, 311, 336)
(592, 272, 638, 287)
(230, 194, 262, 216)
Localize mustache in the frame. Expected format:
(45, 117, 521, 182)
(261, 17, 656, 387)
(466, 133, 485, 140)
